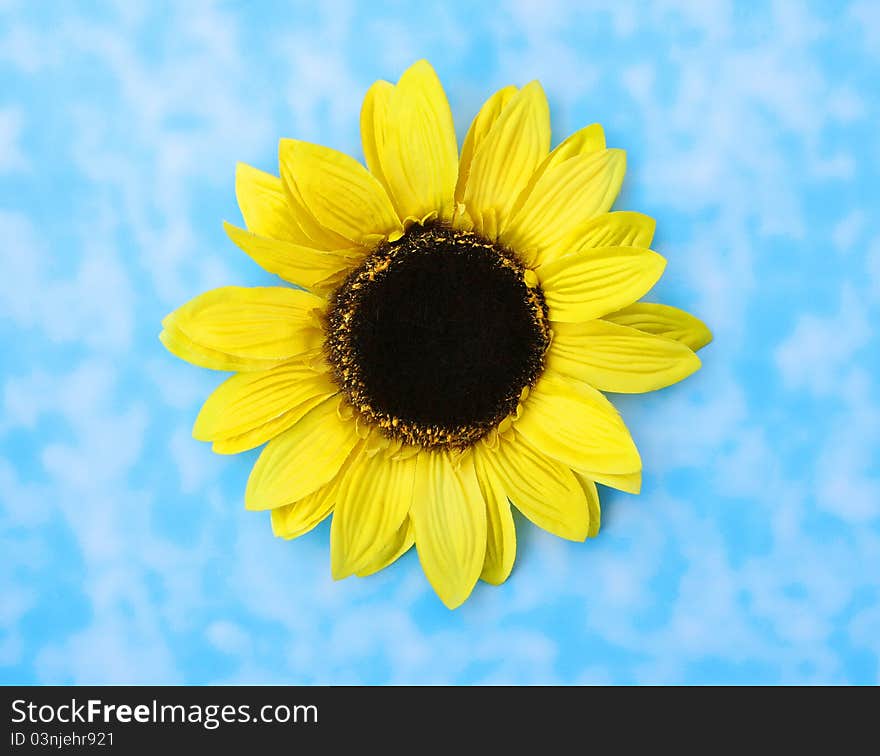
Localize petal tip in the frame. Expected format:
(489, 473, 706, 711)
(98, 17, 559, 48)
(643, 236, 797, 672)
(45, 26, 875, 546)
(436, 588, 472, 611)
(330, 561, 353, 581)
(405, 58, 436, 76)
(695, 323, 714, 350)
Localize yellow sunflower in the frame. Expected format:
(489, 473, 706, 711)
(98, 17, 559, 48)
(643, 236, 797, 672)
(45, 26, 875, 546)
(161, 60, 711, 608)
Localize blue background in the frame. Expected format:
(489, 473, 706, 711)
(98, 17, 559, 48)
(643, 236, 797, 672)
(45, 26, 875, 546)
(2, 0, 879, 684)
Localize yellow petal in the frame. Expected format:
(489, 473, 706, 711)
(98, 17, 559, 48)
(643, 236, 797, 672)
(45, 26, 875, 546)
(278, 159, 354, 250)
(537, 210, 656, 266)
(461, 81, 550, 239)
(361, 79, 394, 188)
(454, 85, 518, 206)
(539, 246, 666, 322)
(573, 474, 602, 538)
(331, 450, 418, 579)
(270, 477, 342, 540)
(603, 302, 714, 351)
(585, 469, 642, 495)
(541, 124, 607, 167)
(162, 286, 325, 367)
(411, 452, 487, 609)
(547, 319, 701, 393)
(245, 396, 359, 510)
(571, 210, 655, 249)
(515, 370, 641, 475)
(355, 518, 415, 578)
(503, 122, 606, 235)
(235, 162, 315, 247)
(501, 149, 626, 266)
(279, 139, 403, 246)
(367, 60, 459, 223)
(159, 324, 284, 372)
(472, 450, 516, 585)
(223, 222, 360, 292)
(193, 361, 338, 453)
(475, 433, 588, 541)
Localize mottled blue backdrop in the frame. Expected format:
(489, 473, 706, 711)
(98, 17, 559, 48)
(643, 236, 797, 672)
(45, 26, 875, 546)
(2, 0, 878, 684)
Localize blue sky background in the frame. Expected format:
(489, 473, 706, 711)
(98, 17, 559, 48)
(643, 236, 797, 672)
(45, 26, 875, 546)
(1, 0, 878, 685)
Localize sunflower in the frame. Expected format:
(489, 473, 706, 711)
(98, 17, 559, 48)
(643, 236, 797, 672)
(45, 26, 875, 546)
(161, 60, 711, 608)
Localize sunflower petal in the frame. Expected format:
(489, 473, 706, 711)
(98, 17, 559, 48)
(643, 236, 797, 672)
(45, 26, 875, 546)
(574, 210, 655, 248)
(411, 452, 487, 609)
(361, 79, 394, 188)
(586, 469, 642, 495)
(331, 450, 418, 578)
(504, 122, 604, 211)
(539, 246, 666, 322)
(573, 474, 602, 538)
(159, 325, 282, 372)
(455, 85, 518, 205)
(355, 518, 415, 578)
(498, 123, 606, 237)
(476, 433, 588, 541)
(161, 286, 325, 367)
(223, 222, 360, 291)
(542, 123, 607, 167)
(536, 210, 655, 267)
(193, 361, 338, 453)
(235, 162, 314, 246)
(547, 319, 701, 393)
(603, 302, 714, 351)
(462, 81, 550, 239)
(278, 160, 354, 250)
(502, 149, 626, 266)
(279, 139, 403, 246)
(516, 370, 641, 475)
(368, 60, 458, 223)
(246, 396, 359, 510)
(270, 477, 341, 540)
(472, 448, 516, 585)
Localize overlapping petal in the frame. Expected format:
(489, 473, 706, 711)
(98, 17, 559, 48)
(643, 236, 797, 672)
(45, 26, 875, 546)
(574, 474, 602, 538)
(279, 139, 404, 246)
(361, 60, 458, 224)
(193, 360, 338, 454)
(223, 222, 360, 292)
(539, 246, 666, 322)
(331, 449, 418, 578)
(459, 81, 550, 239)
(547, 319, 701, 393)
(454, 85, 518, 206)
(515, 370, 641, 475)
(534, 210, 656, 266)
(475, 432, 590, 541)
(411, 451, 487, 609)
(472, 446, 516, 585)
(354, 518, 415, 578)
(502, 149, 625, 266)
(161, 286, 325, 370)
(603, 302, 713, 351)
(270, 476, 341, 540)
(246, 396, 360, 510)
(582, 469, 642, 495)
(235, 162, 314, 246)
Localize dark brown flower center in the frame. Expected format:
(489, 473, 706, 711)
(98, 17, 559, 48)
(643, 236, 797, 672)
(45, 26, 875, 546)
(325, 223, 550, 449)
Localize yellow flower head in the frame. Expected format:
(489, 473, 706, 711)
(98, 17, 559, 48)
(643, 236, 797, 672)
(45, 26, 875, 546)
(161, 60, 712, 609)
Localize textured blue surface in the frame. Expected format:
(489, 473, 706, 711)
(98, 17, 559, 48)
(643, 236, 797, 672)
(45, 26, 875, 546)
(1, 0, 879, 685)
